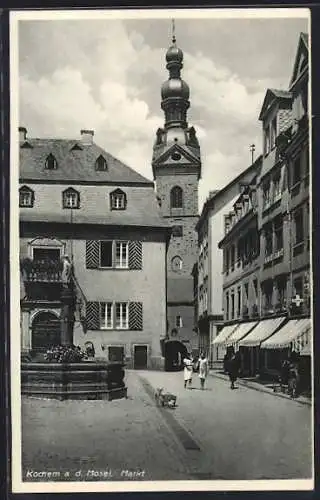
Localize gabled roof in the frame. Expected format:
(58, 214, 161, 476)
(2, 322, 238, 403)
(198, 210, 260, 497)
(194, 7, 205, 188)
(19, 138, 153, 185)
(258, 88, 292, 121)
(290, 32, 309, 89)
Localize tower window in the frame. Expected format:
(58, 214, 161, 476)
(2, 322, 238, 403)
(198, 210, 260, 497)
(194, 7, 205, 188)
(62, 188, 80, 209)
(176, 315, 183, 328)
(171, 255, 183, 272)
(110, 189, 127, 210)
(95, 155, 107, 171)
(45, 154, 58, 170)
(170, 186, 183, 208)
(19, 185, 34, 208)
(172, 225, 183, 237)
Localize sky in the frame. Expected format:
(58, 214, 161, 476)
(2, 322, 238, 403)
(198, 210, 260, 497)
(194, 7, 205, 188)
(17, 10, 309, 211)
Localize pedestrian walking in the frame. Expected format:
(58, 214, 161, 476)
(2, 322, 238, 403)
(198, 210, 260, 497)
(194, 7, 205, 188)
(183, 354, 193, 389)
(226, 348, 240, 390)
(198, 352, 209, 390)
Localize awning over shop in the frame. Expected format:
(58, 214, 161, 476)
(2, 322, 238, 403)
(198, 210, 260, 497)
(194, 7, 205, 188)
(260, 318, 311, 351)
(239, 317, 286, 348)
(226, 321, 258, 347)
(212, 324, 238, 346)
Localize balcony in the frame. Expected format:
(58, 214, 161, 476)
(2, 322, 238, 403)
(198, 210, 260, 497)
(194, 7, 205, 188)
(264, 253, 273, 265)
(20, 258, 62, 282)
(293, 241, 304, 257)
(251, 304, 259, 318)
(242, 306, 249, 320)
(291, 181, 301, 198)
(273, 248, 284, 261)
(262, 306, 275, 318)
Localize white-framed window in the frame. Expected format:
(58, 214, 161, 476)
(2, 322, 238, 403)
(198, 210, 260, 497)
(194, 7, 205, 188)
(63, 188, 80, 209)
(176, 315, 183, 328)
(270, 117, 277, 150)
(263, 181, 271, 208)
(264, 125, 270, 155)
(110, 189, 127, 210)
(19, 186, 34, 207)
(45, 154, 58, 170)
(99, 241, 129, 269)
(100, 302, 113, 329)
(113, 194, 125, 209)
(116, 302, 129, 329)
(273, 174, 281, 201)
(115, 242, 129, 268)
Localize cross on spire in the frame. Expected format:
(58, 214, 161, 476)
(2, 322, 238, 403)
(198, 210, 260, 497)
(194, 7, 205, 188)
(172, 19, 176, 44)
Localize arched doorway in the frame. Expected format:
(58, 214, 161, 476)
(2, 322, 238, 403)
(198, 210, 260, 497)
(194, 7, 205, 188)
(164, 340, 189, 371)
(32, 311, 61, 352)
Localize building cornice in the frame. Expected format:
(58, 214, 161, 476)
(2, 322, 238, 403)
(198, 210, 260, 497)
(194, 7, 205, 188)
(19, 178, 155, 188)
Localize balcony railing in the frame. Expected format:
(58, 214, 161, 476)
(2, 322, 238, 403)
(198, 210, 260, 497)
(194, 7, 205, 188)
(242, 306, 249, 319)
(262, 306, 275, 317)
(20, 259, 62, 282)
(293, 241, 304, 257)
(251, 305, 259, 318)
(264, 253, 273, 264)
(273, 248, 284, 260)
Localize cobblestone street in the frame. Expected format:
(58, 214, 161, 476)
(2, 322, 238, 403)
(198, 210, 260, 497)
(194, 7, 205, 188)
(22, 369, 312, 482)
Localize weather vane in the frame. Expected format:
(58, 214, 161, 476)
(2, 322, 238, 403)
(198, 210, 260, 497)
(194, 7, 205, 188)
(172, 19, 176, 43)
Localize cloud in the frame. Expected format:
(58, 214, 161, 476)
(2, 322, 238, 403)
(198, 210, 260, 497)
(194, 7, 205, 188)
(20, 69, 105, 136)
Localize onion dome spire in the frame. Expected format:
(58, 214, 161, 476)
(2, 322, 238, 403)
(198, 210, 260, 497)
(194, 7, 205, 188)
(161, 21, 190, 129)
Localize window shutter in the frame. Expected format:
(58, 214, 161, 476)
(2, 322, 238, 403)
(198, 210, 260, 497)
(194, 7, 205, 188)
(86, 240, 100, 268)
(86, 301, 100, 330)
(128, 241, 142, 269)
(129, 302, 143, 330)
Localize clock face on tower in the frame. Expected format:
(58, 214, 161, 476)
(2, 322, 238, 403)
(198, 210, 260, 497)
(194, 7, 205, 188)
(171, 255, 183, 272)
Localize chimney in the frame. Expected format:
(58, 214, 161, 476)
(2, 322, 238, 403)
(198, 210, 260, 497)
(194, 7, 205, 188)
(19, 126, 27, 143)
(80, 129, 94, 145)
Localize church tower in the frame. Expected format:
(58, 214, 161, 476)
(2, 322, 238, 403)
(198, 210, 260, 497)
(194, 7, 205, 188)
(152, 29, 201, 348)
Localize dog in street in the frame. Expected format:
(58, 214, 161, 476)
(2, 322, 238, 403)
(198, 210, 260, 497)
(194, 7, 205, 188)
(155, 387, 177, 408)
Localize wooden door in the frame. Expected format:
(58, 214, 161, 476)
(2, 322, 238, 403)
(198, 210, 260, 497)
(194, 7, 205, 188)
(134, 345, 148, 369)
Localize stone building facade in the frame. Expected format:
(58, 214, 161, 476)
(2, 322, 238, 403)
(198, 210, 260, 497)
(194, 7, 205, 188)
(19, 128, 170, 369)
(213, 32, 311, 377)
(195, 162, 260, 366)
(152, 35, 201, 352)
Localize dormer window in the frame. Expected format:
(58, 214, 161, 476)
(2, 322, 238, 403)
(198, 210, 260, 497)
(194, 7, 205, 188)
(70, 143, 83, 151)
(110, 189, 126, 210)
(95, 155, 107, 171)
(270, 117, 277, 150)
(20, 141, 33, 149)
(45, 153, 58, 170)
(19, 186, 34, 208)
(62, 187, 80, 209)
(264, 125, 270, 155)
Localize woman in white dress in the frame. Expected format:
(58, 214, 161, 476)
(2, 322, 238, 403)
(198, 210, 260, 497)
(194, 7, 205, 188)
(183, 355, 193, 389)
(198, 352, 209, 390)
